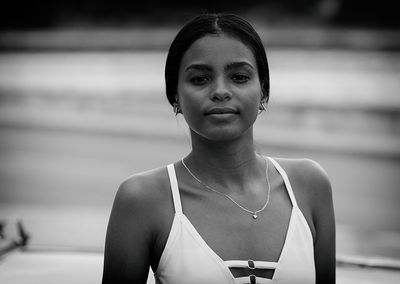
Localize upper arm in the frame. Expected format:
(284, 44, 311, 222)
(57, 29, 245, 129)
(102, 178, 154, 284)
(306, 160, 336, 284)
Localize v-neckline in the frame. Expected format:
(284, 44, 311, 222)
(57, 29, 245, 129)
(179, 202, 297, 282)
(162, 157, 299, 282)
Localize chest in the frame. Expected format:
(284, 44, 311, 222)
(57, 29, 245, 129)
(153, 161, 316, 283)
(179, 181, 293, 262)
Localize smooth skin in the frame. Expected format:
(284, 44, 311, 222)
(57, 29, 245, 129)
(102, 34, 335, 283)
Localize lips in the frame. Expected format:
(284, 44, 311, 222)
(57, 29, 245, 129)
(205, 107, 238, 115)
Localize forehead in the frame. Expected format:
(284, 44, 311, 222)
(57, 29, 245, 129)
(180, 34, 257, 69)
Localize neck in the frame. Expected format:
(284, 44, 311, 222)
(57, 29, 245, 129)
(184, 128, 264, 193)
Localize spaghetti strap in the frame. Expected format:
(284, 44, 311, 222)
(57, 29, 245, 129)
(167, 163, 183, 214)
(266, 157, 298, 208)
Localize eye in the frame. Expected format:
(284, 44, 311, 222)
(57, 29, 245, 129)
(189, 75, 210, 85)
(231, 73, 250, 83)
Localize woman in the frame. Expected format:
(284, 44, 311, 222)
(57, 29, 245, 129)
(102, 13, 335, 284)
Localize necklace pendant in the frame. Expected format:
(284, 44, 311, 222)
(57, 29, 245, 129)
(252, 214, 258, 219)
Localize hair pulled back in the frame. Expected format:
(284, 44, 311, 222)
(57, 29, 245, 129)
(165, 13, 270, 106)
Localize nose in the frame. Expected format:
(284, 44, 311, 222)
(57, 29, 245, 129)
(211, 78, 232, 102)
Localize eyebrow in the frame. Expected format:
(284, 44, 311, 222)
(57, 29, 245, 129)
(225, 61, 255, 71)
(184, 61, 254, 72)
(184, 64, 212, 72)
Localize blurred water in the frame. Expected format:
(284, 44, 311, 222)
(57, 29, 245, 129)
(0, 50, 399, 261)
(1, 50, 399, 108)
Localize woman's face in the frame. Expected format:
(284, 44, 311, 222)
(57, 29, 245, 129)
(177, 34, 262, 141)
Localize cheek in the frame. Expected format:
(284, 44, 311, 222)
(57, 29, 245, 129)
(244, 101, 261, 123)
(178, 82, 206, 110)
(241, 84, 263, 109)
(241, 88, 263, 122)
(177, 89, 201, 124)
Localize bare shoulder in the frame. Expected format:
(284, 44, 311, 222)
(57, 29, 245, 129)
(118, 166, 170, 200)
(103, 166, 174, 282)
(114, 166, 172, 219)
(271, 157, 333, 233)
(273, 157, 332, 200)
(108, 165, 174, 244)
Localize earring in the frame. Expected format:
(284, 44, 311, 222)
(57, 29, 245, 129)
(173, 102, 181, 115)
(259, 101, 268, 112)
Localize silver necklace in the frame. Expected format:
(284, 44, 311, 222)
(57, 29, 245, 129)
(181, 157, 271, 220)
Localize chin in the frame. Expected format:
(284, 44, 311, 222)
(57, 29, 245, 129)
(195, 126, 252, 142)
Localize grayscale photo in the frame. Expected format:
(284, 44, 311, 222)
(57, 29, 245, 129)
(0, 1, 399, 283)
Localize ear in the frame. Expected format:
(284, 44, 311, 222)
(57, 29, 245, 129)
(173, 94, 182, 115)
(259, 93, 268, 112)
(261, 81, 270, 104)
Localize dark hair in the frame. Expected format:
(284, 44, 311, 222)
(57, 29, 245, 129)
(165, 13, 270, 106)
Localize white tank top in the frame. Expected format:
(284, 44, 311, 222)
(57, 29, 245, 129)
(153, 157, 315, 284)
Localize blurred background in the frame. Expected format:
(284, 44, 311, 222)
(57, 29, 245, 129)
(0, 0, 399, 283)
